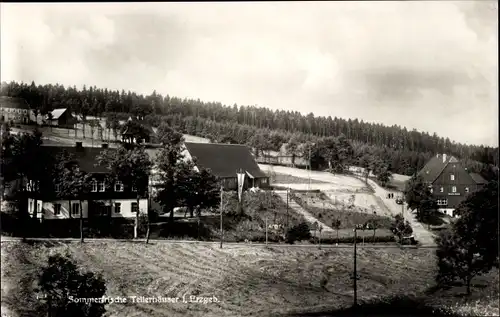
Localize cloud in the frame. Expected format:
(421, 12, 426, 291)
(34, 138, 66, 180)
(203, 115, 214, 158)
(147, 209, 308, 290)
(1, 2, 497, 146)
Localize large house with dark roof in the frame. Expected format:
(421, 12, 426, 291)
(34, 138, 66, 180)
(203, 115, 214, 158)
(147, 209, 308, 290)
(27, 142, 148, 221)
(182, 142, 270, 190)
(418, 153, 487, 217)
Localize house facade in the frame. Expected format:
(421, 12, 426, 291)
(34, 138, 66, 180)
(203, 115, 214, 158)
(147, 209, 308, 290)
(182, 142, 270, 190)
(27, 142, 148, 221)
(121, 117, 157, 144)
(418, 153, 487, 217)
(0, 96, 33, 124)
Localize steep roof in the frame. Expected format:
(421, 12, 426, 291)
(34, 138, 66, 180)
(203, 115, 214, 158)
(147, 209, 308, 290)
(49, 108, 68, 120)
(41, 145, 114, 173)
(184, 142, 268, 178)
(0, 96, 31, 109)
(418, 154, 458, 183)
(469, 173, 488, 185)
(418, 154, 488, 185)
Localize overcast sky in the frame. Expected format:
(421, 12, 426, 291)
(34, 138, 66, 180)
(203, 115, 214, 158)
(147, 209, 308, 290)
(1, 2, 498, 146)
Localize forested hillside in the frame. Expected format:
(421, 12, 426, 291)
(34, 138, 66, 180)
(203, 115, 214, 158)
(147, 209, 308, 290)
(1, 81, 498, 178)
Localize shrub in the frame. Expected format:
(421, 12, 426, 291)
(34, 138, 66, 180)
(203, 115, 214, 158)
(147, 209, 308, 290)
(286, 221, 312, 244)
(37, 253, 107, 317)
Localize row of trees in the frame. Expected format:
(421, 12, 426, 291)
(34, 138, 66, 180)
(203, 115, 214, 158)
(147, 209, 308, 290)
(1, 81, 498, 175)
(141, 113, 498, 180)
(1, 123, 220, 242)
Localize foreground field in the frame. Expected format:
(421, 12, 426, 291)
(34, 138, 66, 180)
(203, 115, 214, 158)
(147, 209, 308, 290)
(2, 241, 498, 317)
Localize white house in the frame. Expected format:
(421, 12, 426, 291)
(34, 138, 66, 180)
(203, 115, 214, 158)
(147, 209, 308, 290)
(26, 142, 149, 221)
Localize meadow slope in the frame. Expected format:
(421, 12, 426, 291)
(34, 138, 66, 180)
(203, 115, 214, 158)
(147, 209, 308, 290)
(2, 241, 498, 317)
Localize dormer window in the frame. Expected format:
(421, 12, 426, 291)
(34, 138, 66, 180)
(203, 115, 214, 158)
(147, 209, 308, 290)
(450, 174, 455, 181)
(440, 187, 444, 193)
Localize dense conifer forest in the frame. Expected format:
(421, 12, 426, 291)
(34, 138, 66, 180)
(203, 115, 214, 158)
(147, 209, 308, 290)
(1, 81, 498, 179)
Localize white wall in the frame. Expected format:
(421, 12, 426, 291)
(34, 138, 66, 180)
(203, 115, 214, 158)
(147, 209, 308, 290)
(438, 208, 455, 217)
(29, 198, 148, 219)
(109, 199, 148, 218)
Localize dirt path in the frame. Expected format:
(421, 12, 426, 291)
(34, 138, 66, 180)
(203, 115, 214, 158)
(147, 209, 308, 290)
(365, 179, 437, 247)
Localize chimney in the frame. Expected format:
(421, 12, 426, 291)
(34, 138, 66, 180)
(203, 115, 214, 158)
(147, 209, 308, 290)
(101, 143, 109, 149)
(75, 142, 83, 148)
(442, 153, 447, 163)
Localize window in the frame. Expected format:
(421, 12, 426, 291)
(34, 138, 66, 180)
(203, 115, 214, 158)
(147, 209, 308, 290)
(437, 199, 448, 206)
(450, 174, 455, 181)
(72, 203, 79, 215)
(98, 181, 105, 192)
(261, 178, 268, 184)
(54, 203, 61, 215)
(452, 186, 457, 193)
(115, 181, 124, 192)
(131, 185, 137, 192)
(131, 202, 139, 213)
(55, 184, 60, 192)
(27, 179, 34, 192)
(440, 187, 444, 193)
(30, 201, 33, 212)
(114, 203, 121, 213)
(430, 188, 433, 193)
(91, 181, 97, 192)
(465, 187, 469, 193)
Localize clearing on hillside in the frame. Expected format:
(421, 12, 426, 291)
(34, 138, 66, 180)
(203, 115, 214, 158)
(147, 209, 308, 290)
(2, 241, 498, 317)
(259, 164, 369, 193)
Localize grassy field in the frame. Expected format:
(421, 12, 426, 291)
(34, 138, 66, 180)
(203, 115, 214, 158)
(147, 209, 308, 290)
(269, 172, 329, 185)
(2, 241, 498, 317)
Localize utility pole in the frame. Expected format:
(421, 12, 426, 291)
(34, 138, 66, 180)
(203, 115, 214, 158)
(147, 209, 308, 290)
(265, 216, 268, 246)
(308, 144, 312, 203)
(286, 188, 289, 229)
(220, 185, 223, 249)
(351, 224, 363, 308)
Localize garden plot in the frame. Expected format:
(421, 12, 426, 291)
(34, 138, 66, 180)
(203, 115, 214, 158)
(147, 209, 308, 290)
(323, 192, 392, 218)
(292, 192, 393, 230)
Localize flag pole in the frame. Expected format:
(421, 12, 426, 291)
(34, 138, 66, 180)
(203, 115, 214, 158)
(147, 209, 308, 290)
(220, 184, 223, 249)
